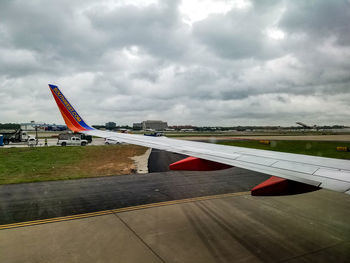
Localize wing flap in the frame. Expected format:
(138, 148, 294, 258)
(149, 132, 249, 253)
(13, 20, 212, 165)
(271, 161, 319, 175)
(318, 180, 350, 193)
(314, 168, 350, 182)
(236, 155, 277, 166)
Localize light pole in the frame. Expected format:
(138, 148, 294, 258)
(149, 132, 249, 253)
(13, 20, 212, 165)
(35, 125, 38, 146)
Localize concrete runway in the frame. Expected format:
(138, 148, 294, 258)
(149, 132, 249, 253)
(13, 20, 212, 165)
(0, 150, 269, 225)
(1, 149, 350, 262)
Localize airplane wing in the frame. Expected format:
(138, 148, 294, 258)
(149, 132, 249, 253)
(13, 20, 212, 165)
(49, 84, 350, 195)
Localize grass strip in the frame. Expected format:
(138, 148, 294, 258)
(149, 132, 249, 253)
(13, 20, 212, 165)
(0, 145, 146, 185)
(218, 140, 350, 160)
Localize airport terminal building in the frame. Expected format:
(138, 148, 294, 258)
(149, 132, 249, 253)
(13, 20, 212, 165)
(133, 120, 168, 131)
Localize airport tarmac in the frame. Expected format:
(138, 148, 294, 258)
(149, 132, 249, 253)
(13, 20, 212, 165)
(0, 150, 349, 262)
(0, 150, 269, 224)
(1, 189, 349, 263)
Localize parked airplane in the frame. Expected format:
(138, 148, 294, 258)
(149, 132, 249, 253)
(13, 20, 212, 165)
(49, 84, 350, 195)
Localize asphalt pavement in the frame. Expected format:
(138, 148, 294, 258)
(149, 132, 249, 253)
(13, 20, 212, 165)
(1, 149, 350, 263)
(0, 149, 269, 224)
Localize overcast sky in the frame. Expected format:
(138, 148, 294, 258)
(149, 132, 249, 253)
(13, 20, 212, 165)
(1, 0, 350, 126)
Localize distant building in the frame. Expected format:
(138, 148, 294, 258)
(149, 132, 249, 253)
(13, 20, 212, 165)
(142, 120, 168, 131)
(133, 123, 142, 130)
(106, 122, 116, 130)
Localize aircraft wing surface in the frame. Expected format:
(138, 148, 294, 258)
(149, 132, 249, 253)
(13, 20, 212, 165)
(49, 84, 350, 194)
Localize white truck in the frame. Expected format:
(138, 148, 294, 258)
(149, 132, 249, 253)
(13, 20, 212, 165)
(57, 136, 88, 146)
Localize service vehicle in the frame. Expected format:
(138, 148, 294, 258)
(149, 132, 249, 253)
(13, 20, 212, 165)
(144, 131, 164, 137)
(57, 136, 88, 146)
(58, 132, 92, 143)
(0, 129, 30, 145)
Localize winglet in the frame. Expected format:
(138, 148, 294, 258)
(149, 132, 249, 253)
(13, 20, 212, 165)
(48, 84, 93, 132)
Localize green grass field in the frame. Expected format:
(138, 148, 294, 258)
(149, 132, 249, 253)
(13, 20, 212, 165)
(0, 145, 146, 185)
(218, 140, 350, 160)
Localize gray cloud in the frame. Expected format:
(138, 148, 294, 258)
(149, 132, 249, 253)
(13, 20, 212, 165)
(0, 0, 350, 126)
(280, 0, 350, 45)
(193, 2, 284, 60)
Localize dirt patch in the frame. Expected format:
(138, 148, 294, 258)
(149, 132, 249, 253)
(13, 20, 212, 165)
(77, 145, 147, 177)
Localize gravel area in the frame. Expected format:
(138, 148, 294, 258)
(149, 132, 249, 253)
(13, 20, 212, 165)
(131, 148, 152, 174)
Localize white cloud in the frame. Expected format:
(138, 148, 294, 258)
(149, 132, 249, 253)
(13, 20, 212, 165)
(266, 28, 285, 40)
(179, 0, 251, 25)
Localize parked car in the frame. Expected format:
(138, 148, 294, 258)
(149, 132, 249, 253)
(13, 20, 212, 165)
(105, 138, 121, 145)
(28, 137, 37, 147)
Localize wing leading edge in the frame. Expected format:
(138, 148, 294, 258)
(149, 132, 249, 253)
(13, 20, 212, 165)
(49, 84, 350, 195)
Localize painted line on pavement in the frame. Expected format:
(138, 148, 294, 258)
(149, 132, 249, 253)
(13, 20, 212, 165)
(0, 191, 249, 230)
